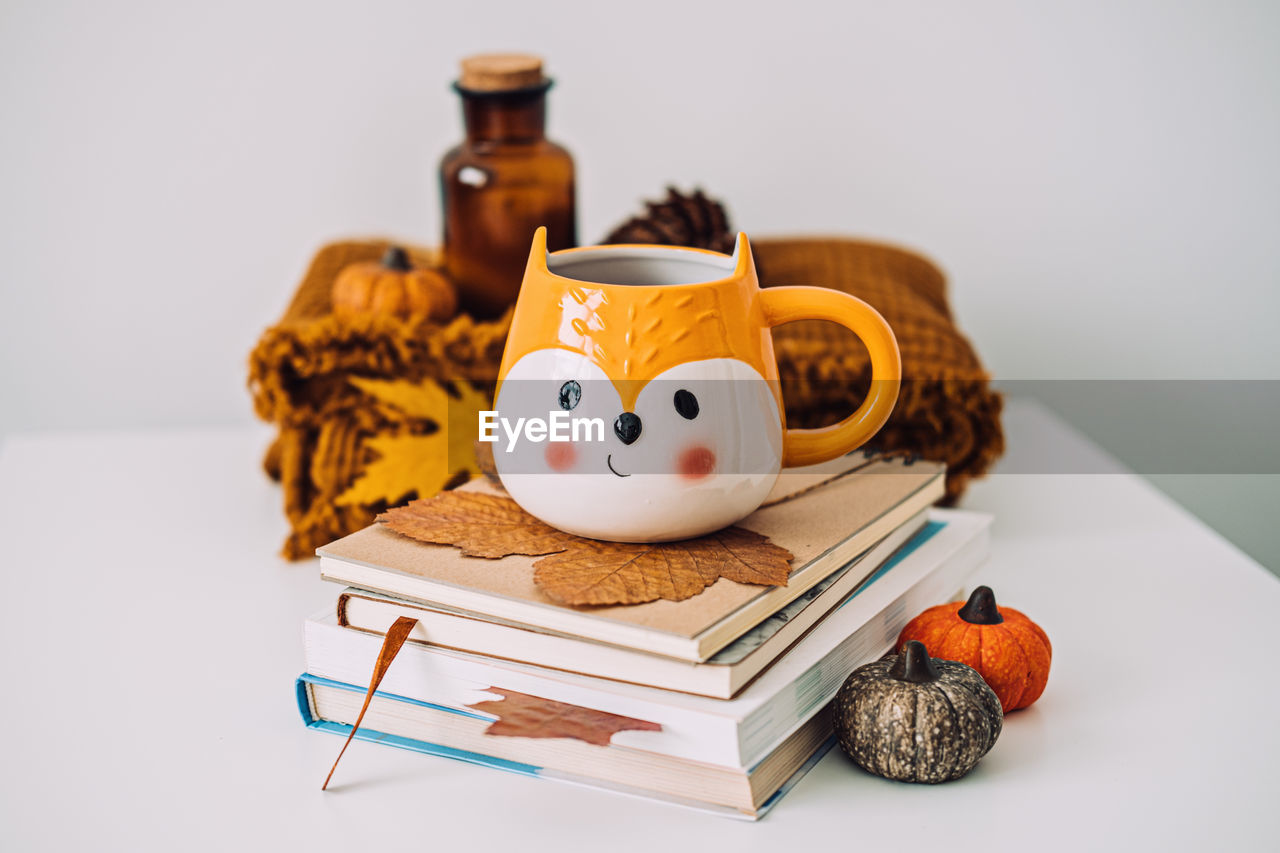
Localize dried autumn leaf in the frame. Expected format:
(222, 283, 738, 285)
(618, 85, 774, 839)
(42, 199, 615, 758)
(532, 539, 709, 605)
(378, 491, 575, 558)
(322, 616, 419, 790)
(532, 528, 793, 606)
(378, 492, 794, 605)
(337, 378, 490, 508)
(467, 689, 661, 746)
(686, 527, 793, 587)
(348, 375, 473, 422)
(337, 430, 447, 508)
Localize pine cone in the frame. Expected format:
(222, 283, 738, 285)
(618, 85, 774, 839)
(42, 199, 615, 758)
(603, 187, 736, 253)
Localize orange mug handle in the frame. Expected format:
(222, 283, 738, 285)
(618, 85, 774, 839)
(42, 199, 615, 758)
(760, 286, 902, 467)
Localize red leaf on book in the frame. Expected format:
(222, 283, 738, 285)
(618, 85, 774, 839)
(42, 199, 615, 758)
(467, 689, 662, 746)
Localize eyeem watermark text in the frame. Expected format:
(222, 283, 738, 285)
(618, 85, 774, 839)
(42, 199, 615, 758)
(479, 411, 607, 451)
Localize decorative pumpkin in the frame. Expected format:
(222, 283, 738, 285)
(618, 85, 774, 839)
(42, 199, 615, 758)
(897, 585, 1051, 713)
(331, 246, 458, 322)
(834, 641, 1002, 783)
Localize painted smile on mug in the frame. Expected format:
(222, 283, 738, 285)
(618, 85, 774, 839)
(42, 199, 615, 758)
(606, 454, 630, 478)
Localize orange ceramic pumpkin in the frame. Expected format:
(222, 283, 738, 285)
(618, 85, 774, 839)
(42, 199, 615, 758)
(331, 246, 458, 322)
(897, 585, 1051, 713)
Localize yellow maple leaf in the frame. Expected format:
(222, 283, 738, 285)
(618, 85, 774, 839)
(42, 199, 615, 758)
(337, 378, 490, 507)
(348, 375, 448, 421)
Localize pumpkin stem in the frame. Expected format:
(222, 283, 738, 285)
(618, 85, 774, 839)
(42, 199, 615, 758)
(381, 245, 413, 271)
(889, 640, 940, 683)
(957, 585, 1004, 625)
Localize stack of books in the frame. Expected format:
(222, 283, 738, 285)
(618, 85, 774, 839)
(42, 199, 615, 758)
(298, 454, 991, 818)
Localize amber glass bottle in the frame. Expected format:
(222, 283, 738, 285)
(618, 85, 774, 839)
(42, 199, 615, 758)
(440, 54, 576, 318)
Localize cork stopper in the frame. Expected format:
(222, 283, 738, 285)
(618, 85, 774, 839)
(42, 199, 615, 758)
(459, 53, 546, 92)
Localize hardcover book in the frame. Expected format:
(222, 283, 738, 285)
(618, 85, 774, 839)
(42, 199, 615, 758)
(297, 673, 833, 820)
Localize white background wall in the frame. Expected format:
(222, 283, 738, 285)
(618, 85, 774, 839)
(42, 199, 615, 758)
(2, 1, 1278, 561)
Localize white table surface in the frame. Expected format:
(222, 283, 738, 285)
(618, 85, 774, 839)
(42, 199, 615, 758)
(2, 399, 1278, 851)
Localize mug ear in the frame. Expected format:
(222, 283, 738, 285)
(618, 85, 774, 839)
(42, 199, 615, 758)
(524, 225, 549, 274)
(730, 232, 755, 278)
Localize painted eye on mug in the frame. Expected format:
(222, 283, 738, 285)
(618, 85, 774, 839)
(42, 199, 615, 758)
(674, 389, 699, 420)
(558, 380, 581, 411)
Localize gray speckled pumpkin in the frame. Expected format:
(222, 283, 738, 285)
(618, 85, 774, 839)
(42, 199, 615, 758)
(834, 641, 1003, 783)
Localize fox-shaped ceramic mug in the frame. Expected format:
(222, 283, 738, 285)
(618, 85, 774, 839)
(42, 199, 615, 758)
(490, 227, 901, 542)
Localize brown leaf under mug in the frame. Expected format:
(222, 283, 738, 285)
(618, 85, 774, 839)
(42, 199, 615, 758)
(377, 491, 793, 606)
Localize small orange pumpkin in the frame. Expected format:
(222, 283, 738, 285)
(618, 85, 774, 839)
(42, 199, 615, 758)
(897, 585, 1051, 713)
(331, 246, 458, 322)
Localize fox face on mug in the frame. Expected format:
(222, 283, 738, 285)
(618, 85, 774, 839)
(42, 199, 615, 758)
(491, 228, 901, 543)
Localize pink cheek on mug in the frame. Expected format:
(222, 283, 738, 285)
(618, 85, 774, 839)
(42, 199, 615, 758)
(678, 445, 717, 480)
(545, 442, 577, 472)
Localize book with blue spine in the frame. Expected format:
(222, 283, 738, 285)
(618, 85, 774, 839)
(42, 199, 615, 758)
(297, 673, 835, 820)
